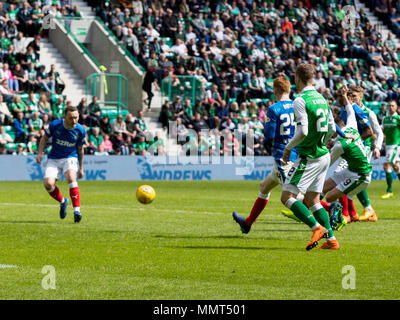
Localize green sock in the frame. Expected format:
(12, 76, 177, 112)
(356, 189, 370, 207)
(386, 171, 393, 193)
(289, 200, 318, 229)
(311, 205, 335, 238)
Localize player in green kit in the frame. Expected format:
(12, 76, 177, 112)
(347, 85, 382, 222)
(323, 115, 372, 211)
(381, 100, 400, 199)
(281, 64, 338, 250)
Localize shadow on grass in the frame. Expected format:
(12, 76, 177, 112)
(153, 234, 249, 240)
(167, 245, 287, 250)
(251, 229, 308, 233)
(152, 234, 291, 242)
(0, 220, 54, 225)
(256, 220, 302, 225)
(167, 245, 304, 252)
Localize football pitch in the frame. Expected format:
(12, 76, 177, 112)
(0, 180, 399, 300)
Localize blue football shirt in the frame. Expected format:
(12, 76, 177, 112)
(340, 103, 370, 134)
(45, 119, 86, 159)
(264, 100, 298, 165)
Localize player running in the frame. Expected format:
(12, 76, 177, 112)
(347, 85, 382, 222)
(381, 100, 400, 199)
(323, 114, 372, 215)
(280, 64, 338, 250)
(232, 77, 297, 233)
(36, 106, 86, 223)
(333, 85, 375, 223)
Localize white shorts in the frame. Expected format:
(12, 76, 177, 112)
(283, 153, 330, 194)
(385, 145, 400, 164)
(269, 159, 294, 185)
(331, 168, 371, 199)
(334, 158, 348, 173)
(44, 157, 78, 180)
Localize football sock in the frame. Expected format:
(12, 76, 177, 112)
(310, 203, 335, 239)
(244, 192, 270, 226)
(339, 196, 349, 216)
(385, 170, 393, 193)
(356, 189, 370, 209)
(285, 198, 318, 229)
(48, 185, 63, 203)
(69, 182, 80, 212)
(347, 199, 357, 217)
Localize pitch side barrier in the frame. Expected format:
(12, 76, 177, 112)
(0, 156, 389, 181)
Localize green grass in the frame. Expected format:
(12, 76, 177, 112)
(0, 180, 399, 300)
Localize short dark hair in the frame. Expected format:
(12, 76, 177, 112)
(64, 106, 78, 115)
(296, 63, 316, 85)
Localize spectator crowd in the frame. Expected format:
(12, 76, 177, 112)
(85, 0, 400, 156)
(0, 0, 163, 156)
(3, 0, 400, 157)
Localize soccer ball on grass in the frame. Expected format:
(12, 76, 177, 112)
(136, 185, 156, 204)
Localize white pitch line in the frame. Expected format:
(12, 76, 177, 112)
(0, 202, 280, 217)
(0, 264, 18, 269)
(0, 202, 232, 215)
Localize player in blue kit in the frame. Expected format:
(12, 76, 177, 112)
(36, 106, 86, 223)
(233, 77, 298, 233)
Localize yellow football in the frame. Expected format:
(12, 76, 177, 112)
(136, 185, 156, 204)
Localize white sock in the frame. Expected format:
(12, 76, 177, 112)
(69, 182, 78, 189)
(284, 197, 297, 209)
(74, 207, 80, 213)
(327, 236, 336, 241)
(259, 192, 270, 200)
(311, 223, 321, 231)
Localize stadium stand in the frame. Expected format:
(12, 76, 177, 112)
(1, 0, 400, 157)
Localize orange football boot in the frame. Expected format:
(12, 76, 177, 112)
(306, 226, 328, 251)
(350, 213, 359, 222)
(318, 239, 340, 250)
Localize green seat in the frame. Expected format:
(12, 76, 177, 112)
(328, 44, 338, 50)
(337, 58, 349, 66)
(5, 143, 17, 150)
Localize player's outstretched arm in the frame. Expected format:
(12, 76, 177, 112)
(36, 135, 49, 164)
(369, 111, 383, 158)
(77, 145, 84, 179)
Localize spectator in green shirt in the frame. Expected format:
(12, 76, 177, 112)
(89, 127, 104, 151)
